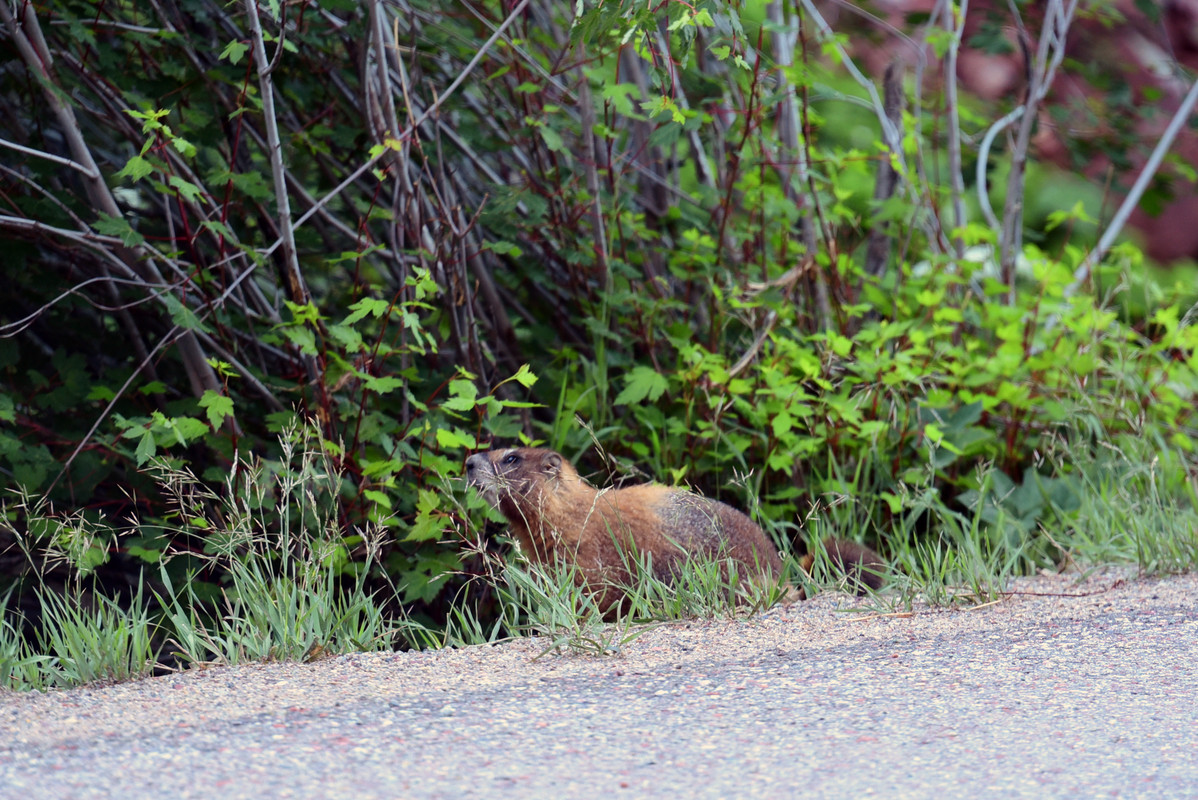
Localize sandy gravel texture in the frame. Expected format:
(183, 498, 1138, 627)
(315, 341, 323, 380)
(3, 568, 1197, 799)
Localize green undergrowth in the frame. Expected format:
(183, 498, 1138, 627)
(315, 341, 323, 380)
(3, 421, 1196, 691)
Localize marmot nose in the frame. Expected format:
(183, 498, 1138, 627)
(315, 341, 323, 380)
(465, 454, 482, 474)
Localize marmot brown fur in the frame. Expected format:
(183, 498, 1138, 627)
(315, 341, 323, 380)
(465, 447, 884, 612)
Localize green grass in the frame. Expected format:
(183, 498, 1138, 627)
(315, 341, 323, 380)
(156, 564, 395, 667)
(36, 581, 160, 687)
(502, 561, 651, 659)
(148, 433, 400, 666)
(1059, 450, 1198, 573)
(0, 599, 55, 692)
(1, 583, 159, 691)
(403, 548, 792, 658)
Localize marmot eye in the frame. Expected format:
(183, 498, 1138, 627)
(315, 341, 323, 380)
(502, 453, 520, 465)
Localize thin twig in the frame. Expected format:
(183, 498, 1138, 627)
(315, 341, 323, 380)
(0, 275, 179, 337)
(577, 43, 610, 287)
(768, 0, 826, 317)
(841, 611, 916, 622)
(727, 310, 779, 379)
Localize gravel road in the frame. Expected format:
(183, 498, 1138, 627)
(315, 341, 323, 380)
(3, 568, 1196, 799)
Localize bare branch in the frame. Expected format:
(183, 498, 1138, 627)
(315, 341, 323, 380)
(769, 1, 831, 329)
(976, 107, 1024, 231)
(0, 275, 179, 338)
(0, 136, 99, 179)
(577, 46, 610, 288)
(795, 0, 905, 163)
(863, 62, 906, 278)
(0, 0, 222, 400)
(942, 0, 968, 260)
(1072, 75, 1198, 290)
(244, 0, 309, 308)
(998, 0, 1079, 299)
(265, 0, 533, 258)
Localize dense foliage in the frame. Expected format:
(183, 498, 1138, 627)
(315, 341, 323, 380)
(1, 0, 1196, 673)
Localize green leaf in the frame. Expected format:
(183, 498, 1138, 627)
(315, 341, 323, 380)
(198, 390, 234, 429)
(925, 27, 956, 59)
(168, 175, 204, 203)
(344, 297, 391, 325)
(879, 492, 903, 514)
(600, 83, 640, 117)
(826, 333, 853, 357)
(127, 544, 163, 564)
(206, 358, 238, 379)
(155, 414, 209, 446)
(228, 170, 273, 200)
(442, 378, 479, 411)
(135, 431, 156, 466)
(362, 458, 404, 478)
(284, 300, 323, 324)
(405, 489, 445, 542)
(487, 240, 523, 257)
(220, 39, 249, 64)
(614, 366, 669, 405)
(200, 219, 235, 240)
(639, 95, 684, 124)
(435, 428, 477, 449)
(510, 363, 537, 388)
(923, 422, 944, 445)
(399, 551, 459, 603)
(363, 489, 393, 510)
(924, 422, 963, 456)
(916, 288, 944, 306)
(93, 213, 146, 247)
(772, 411, 793, 437)
(265, 410, 300, 433)
(539, 125, 565, 152)
(115, 155, 154, 182)
(328, 322, 364, 352)
(857, 420, 889, 438)
(363, 375, 403, 394)
(170, 136, 197, 158)
(162, 294, 211, 333)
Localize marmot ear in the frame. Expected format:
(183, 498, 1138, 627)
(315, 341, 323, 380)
(543, 452, 562, 476)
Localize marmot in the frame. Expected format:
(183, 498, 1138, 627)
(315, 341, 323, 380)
(465, 447, 884, 613)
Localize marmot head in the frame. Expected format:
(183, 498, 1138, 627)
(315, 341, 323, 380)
(464, 447, 566, 510)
